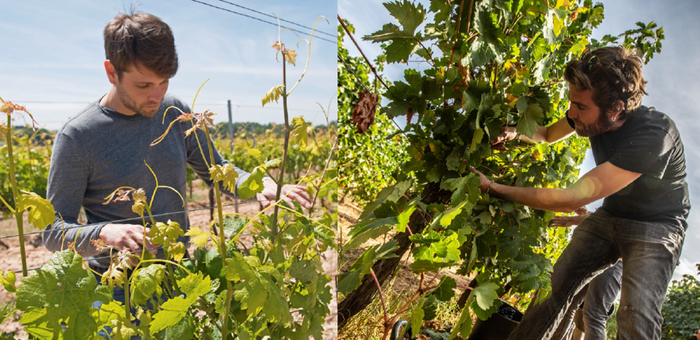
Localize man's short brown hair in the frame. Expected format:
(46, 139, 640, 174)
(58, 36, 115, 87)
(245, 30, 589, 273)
(104, 12, 178, 79)
(564, 46, 647, 120)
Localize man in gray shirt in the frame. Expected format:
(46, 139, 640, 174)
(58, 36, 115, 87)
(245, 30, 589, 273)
(44, 12, 311, 274)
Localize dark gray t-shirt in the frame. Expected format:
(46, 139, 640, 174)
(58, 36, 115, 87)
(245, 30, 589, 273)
(44, 95, 250, 269)
(568, 106, 690, 225)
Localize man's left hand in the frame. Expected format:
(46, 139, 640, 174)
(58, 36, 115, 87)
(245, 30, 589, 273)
(469, 166, 492, 194)
(257, 179, 312, 209)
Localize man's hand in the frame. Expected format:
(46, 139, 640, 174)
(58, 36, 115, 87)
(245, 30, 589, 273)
(490, 126, 519, 148)
(99, 223, 159, 266)
(550, 215, 586, 228)
(256, 178, 312, 209)
(550, 206, 590, 228)
(469, 166, 493, 194)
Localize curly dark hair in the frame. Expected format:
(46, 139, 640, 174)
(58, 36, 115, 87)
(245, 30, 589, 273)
(103, 12, 178, 79)
(564, 46, 647, 120)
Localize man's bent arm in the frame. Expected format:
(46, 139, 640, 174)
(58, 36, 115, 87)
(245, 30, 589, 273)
(44, 132, 106, 257)
(495, 117, 575, 144)
(483, 162, 641, 213)
(529, 118, 575, 143)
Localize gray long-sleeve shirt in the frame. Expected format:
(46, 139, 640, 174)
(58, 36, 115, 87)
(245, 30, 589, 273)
(44, 95, 249, 269)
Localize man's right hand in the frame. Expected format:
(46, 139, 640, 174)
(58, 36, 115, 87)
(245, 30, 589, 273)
(99, 224, 159, 265)
(490, 126, 519, 146)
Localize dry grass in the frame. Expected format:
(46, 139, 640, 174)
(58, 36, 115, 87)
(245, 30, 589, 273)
(337, 198, 470, 340)
(338, 276, 465, 340)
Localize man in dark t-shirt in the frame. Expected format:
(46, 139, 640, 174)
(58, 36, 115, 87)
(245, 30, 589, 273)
(472, 47, 689, 340)
(585, 104, 689, 223)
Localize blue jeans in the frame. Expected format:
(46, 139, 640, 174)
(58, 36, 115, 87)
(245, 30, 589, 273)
(508, 209, 685, 340)
(92, 271, 146, 340)
(577, 261, 623, 340)
(551, 261, 623, 340)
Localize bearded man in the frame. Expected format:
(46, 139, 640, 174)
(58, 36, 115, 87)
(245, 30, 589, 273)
(44, 12, 311, 301)
(472, 46, 689, 340)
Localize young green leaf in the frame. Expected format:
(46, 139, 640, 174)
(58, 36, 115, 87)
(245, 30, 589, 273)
(291, 117, 308, 149)
(150, 272, 212, 334)
(409, 296, 425, 337)
(16, 191, 54, 230)
(262, 84, 284, 107)
(185, 227, 210, 248)
(94, 301, 137, 340)
(1, 271, 16, 293)
(209, 164, 239, 192)
(129, 265, 166, 307)
(237, 167, 266, 199)
(150, 220, 184, 248)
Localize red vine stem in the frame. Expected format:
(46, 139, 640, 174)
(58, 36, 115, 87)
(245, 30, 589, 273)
(414, 38, 436, 66)
(465, 0, 475, 34)
(338, 15, 389, 89)
(443, 0, 468, 108)
(446, 0, 467, 73)
(370, 268, 390, 326)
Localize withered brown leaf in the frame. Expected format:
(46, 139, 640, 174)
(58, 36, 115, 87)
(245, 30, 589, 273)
(350, 90, 379, 134)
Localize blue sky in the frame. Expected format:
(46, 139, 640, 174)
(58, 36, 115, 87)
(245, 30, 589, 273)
(0, 0, 337, 130)
(339, 0, 700, 282)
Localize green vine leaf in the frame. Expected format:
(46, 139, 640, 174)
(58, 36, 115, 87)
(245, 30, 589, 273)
(164, 316, 195, 339)
(151, 220, 184, 248)
(237, 166, 266, 199)
(16, 191, 54, 230)
(472, 281, 500, 311)
(185, 227, 210, 248)
(150, 272, 212, 334)
(449, 295, 474, 340)
(291, 116, 309, 149)
(289, 258, 319, 285)
(409, 231, 460, 273)
(16, 251, 112, 339)
(223, 215, 247, 238)
(224, 252, 290, 322)
(209, 163, 239, 192)
(516, 96, 544, 138)
(396, 199, 418, 233)
(129, 265, 166, 307)
(262, 84, 284, 107)
(94, 301, 137, 340)
(410, 296, 425, 337)
(431, 276, 457, 302)
(363, 1, 427, 63)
